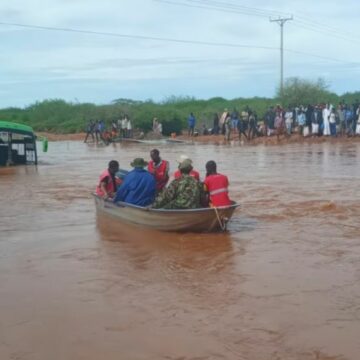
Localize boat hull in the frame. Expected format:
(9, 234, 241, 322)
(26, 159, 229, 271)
(93, 195, 238, 232)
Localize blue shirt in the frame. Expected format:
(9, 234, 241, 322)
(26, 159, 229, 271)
(113, 168, 156, 206)
(188, 114, 196, 127)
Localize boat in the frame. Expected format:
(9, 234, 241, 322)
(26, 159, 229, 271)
(0, 120, 44, 166)
(165, 138, 190, 144)
(93, 194, 239, 232)
(112, 137, 148, 144)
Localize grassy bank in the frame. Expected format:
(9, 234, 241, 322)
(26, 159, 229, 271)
(1, 89, 359, 136)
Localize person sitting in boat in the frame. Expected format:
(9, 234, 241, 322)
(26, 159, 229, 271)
(148, 148, 169, 193)
(173, 154, 200, 181)
(96, 160, 121, 199)
(113, 158, 156, 206)
(153, 159, 201, 209)
(203, 160, 232, 207)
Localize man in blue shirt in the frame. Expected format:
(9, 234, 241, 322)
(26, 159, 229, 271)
(188, 112, 196, 136)
(113, 158, 156, 206)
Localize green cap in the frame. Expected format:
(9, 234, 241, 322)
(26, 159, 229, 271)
(131, 158, 148, 168)
(178, 158, 193, 171)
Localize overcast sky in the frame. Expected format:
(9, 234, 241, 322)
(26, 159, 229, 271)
(0, 0, 359, 107)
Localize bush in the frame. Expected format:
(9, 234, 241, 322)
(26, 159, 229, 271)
(278, 77, 337, 107)
(1, 81, 359, 133)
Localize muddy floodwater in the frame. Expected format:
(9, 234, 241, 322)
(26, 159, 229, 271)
(1, 141, 360, 360)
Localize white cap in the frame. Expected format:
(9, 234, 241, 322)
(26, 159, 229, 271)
(177, 154, 192, 163)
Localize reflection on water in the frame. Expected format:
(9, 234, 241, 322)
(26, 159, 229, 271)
(0, 140, 360, 360)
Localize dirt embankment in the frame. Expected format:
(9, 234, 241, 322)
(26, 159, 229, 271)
(38, 131, 360, 146)
(37, 132, 86, 141)
(178, 133, 360, 146)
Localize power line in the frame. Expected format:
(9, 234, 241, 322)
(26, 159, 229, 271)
(156, 0, 360, 44)
(0, 21, 278, 51)
(191, 0, 360, 42)
(0, 21, 356, 65)
(155, 0, 283, 19)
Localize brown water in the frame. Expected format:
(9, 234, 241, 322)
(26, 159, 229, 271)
(1, 141, 360, 360)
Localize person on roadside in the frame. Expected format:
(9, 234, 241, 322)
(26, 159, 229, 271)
(117, 116, 123, 136)
(173, 155, 200, 181)
(153, 117, 159, 133)
(224, 113, 231, 141)
(113, 158, 156, 206)
(356, 105, 360, 135)
(248, 111, 257, 139)
(153, 159, 202, 209)
(148, 148, 169, 193)
(284, 108, 293, 136)
(274, 106, 285, 139)
(322, 104, 331, 136)
(127, 117, 133, 138)
(219, 108, 229, 135)
(84, 120, 95, 143)
(213, 113, 220, 135)
(337, 103, 346, 136)
(266, 107, 276, 136)
(121, 115, 128, 138)
(111, 120, 118, 137)
(203, 160, 231, 207)
(95, 160, 121, 199)
(231, 108, 239, 134)
(238, 112, 248, 140)
(305, 104, 313, 134)
(311, 106, 321, 136)
(94, 120, 101, 142)
(329, 108, 337, 137)
(188, 112, 196, 136)
(297, 109, 306, 135)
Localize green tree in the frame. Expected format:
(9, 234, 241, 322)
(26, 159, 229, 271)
(278, 77, 338, 107)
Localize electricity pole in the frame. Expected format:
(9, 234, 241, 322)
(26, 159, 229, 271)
(270, 16, 293, 98)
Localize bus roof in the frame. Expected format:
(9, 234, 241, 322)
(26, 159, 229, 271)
(0, 120, 35, 136)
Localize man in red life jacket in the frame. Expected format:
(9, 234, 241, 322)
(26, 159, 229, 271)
(95, 160, 121, 199)
(148, 149, 169, 192)
(173, 155, 200, 181)
(203, 160, 231, 207)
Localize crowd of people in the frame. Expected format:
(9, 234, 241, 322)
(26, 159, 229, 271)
(95, 149, 232, 210)
(84, 115, 133, 144)
(188, 100, 360, 140)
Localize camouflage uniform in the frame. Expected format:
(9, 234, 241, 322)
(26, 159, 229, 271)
(153, 174, 201, 209)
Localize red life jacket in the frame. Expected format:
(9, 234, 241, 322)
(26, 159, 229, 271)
(148, 160, 169, 191)
(173, 169, 200, 181)
(204, 173, 231, 207)
(95, 169, 121, 197)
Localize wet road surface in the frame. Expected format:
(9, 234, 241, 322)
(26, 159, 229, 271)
(0, 140, 360, 360)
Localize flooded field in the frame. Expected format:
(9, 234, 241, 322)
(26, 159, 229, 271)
(1, 141, 360, 360)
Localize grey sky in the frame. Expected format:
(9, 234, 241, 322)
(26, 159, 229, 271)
(0, 0, 359, 107)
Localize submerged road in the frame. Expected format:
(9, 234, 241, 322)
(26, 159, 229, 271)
(0, 141, 359, 360)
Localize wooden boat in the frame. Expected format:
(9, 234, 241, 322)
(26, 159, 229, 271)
(93, 194, 239, 232)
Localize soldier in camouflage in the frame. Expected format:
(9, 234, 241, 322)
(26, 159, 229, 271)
(153, 159, 201, 209)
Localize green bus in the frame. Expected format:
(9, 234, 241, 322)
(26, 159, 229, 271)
(0, 121, 39, 166)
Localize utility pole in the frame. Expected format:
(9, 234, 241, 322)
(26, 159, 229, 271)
(270, 16, 293, 98)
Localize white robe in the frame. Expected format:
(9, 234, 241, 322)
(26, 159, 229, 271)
(322, 108, 331, 136)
